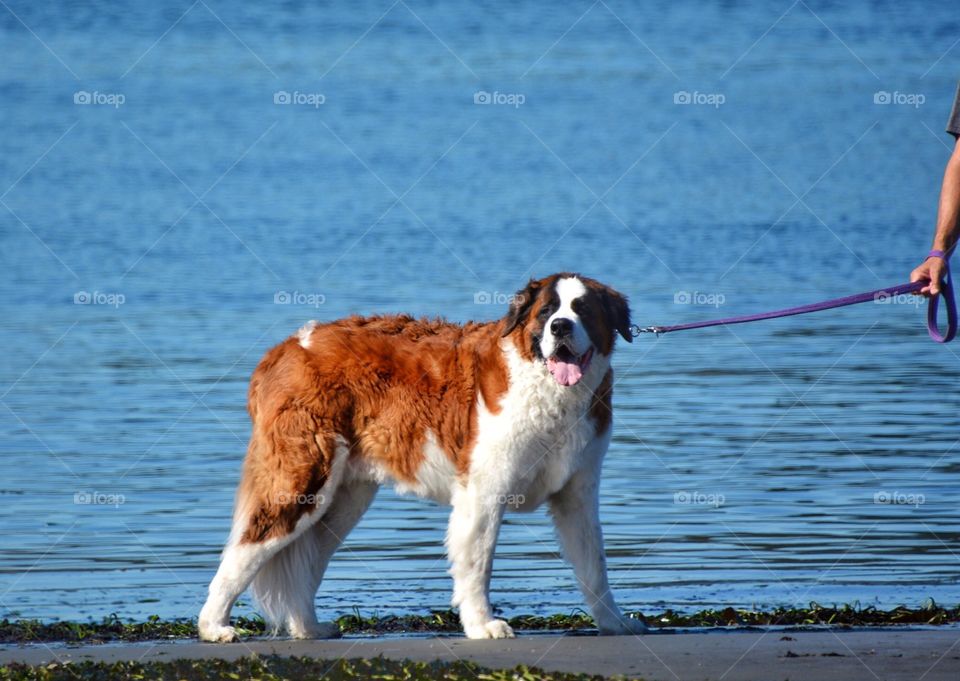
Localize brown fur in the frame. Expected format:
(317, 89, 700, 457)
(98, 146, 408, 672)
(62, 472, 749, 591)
(238, 315, 510, 543)
(589, 368, 614, 436)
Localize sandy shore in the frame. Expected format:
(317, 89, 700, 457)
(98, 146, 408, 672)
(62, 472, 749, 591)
(2, 629, 958, 680)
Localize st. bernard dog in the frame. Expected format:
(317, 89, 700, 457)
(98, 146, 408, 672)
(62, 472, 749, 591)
(198, 272, 646, 641)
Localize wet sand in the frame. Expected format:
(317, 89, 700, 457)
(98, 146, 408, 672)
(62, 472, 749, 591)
(2, 629, 958, 680)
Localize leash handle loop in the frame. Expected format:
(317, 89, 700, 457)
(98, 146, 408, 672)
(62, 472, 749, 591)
(925, 249, 957, 343)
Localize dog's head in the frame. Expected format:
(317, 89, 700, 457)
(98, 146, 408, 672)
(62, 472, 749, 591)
(501, 273, 631, 387)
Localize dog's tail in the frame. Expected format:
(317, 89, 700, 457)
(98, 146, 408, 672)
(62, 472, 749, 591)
(242, 427, 345, 636)
(250, 527, 326, 635)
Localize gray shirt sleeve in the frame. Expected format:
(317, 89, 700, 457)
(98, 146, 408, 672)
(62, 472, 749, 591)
(948, 82, 960, 139)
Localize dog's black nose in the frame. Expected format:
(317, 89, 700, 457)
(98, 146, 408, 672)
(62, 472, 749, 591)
(550, 318, 574, 337)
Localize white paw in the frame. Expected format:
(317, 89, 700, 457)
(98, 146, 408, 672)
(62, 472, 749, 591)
(198, 623, 239, 643)
(464, 619, 516, 639)
(598, 616, 648, 636)
(289, 620, 341, 640)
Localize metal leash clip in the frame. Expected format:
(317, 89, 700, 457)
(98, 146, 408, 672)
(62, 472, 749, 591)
(630, 324, 663, 337)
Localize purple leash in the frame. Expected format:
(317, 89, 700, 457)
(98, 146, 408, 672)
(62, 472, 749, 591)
(633, 250, 957, 344)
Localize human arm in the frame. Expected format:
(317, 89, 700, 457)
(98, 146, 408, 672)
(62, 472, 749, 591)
(911, 137, 960, 296)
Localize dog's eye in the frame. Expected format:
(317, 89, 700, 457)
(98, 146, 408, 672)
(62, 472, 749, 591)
(537, 306, 554, 320)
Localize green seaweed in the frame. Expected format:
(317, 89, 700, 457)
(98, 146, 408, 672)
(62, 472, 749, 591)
(0, 655, 625, 681)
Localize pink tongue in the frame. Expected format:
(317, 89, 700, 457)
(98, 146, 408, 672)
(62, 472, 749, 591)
(547, 357, 583, 386)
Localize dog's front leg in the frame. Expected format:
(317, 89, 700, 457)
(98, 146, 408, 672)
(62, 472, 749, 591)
(549, 469, 648, 635)
(446, 483, 514, 639)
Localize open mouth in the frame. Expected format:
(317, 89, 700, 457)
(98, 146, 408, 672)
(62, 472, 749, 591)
(546, 344, 594, 387)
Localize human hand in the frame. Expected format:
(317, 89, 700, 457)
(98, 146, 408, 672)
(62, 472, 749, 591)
(910, 254, 947, 296)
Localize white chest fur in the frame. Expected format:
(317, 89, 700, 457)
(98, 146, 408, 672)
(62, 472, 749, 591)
(467, 341, 609, 510)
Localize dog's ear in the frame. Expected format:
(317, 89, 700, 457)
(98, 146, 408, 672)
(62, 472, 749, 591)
(502, 279, 542, 337)
(602, 286, 632, 343)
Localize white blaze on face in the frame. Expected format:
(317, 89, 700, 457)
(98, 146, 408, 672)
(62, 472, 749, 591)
(541, 277, 594, 387)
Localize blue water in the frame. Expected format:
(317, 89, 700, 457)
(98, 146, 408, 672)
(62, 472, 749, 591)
(1, 1, 959, 624)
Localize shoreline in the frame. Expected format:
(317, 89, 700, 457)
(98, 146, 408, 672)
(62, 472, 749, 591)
(3, 602, 957, 644)
(2, 629, 958, 681)
(4, 606, 958, 679)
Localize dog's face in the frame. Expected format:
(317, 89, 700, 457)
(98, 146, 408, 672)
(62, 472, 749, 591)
(502, 273, 632, 386)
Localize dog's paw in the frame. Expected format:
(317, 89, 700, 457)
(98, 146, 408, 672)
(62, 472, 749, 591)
(597, 616, 648, 636)
(289, 620, 341, 640)
(485, 619, 516, 639)
(198, 623, 239, 643)
(465, 619, 516, 639)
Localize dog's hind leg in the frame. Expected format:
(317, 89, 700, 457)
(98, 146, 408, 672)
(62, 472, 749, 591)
(198, 531, 291, 642)
(252, 480, 378, 639)
(198, 420, 350, 643)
